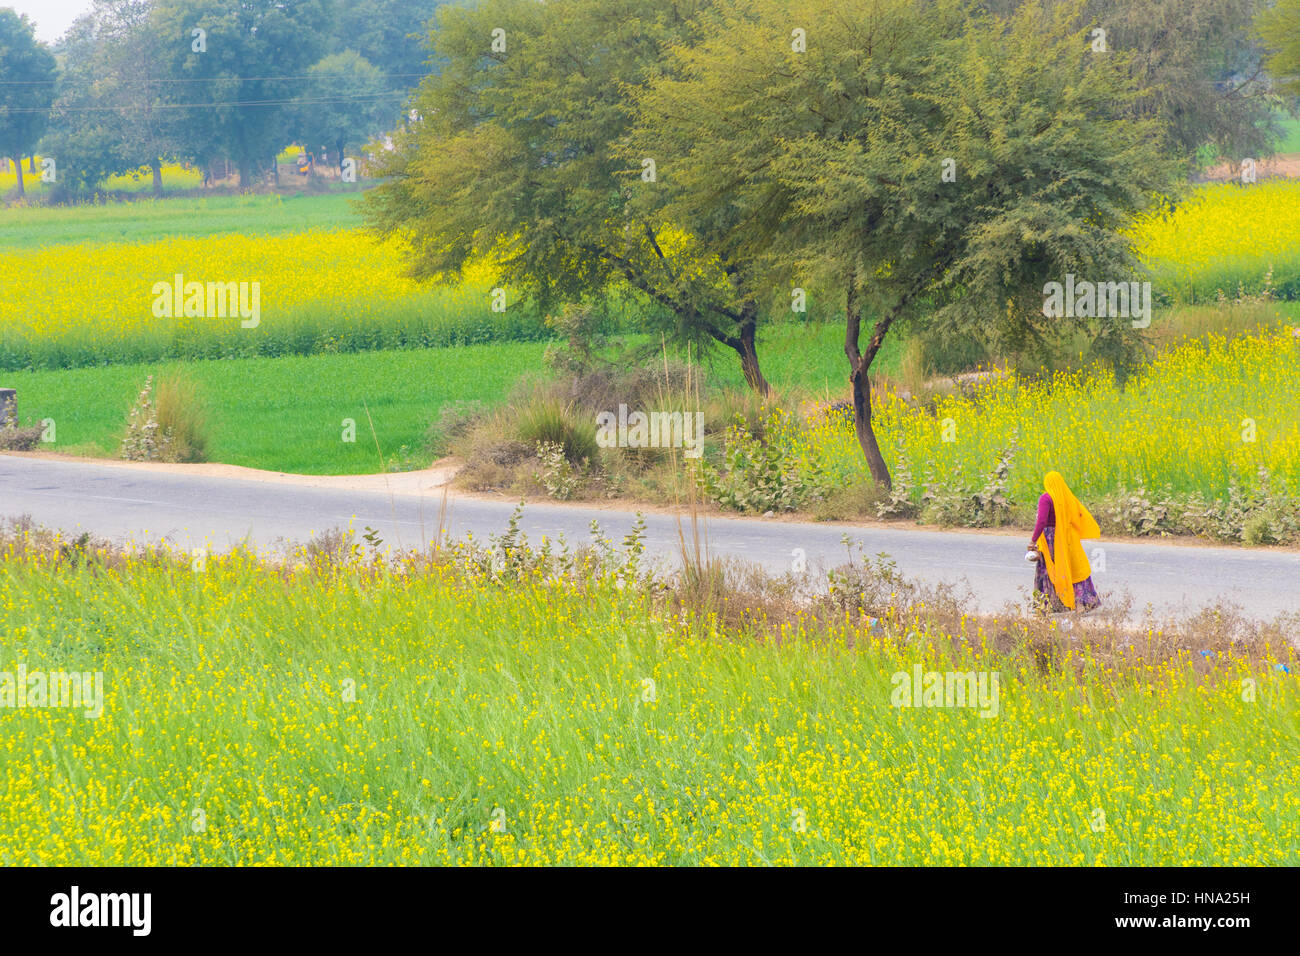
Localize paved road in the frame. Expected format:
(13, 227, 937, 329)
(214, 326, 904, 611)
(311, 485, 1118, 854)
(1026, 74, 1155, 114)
(3, 453, 1298, 622)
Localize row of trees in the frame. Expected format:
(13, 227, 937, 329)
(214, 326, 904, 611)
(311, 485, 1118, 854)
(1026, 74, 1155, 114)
(0, 0, 454, 196)
(365, 0, 1299, 487)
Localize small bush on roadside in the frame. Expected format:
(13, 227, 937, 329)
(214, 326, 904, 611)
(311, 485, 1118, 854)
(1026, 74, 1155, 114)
(0, 408, 44, 451)
(515, 395, 599, 465)
(700, 411, 827, 513)
(120, 373, 209, 463)
(1092, 470, 1300, 544)
(154, 372, 209, 463)
(875, 440, 920, 519)
(426, 399, 488, 456)
(811, 479, 885, 521)
(533, 440, 588, 500)
(120, 376, 169, 462)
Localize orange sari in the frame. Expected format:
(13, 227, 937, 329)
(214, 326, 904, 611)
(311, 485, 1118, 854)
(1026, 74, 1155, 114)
(1034, 471, 1101, 610)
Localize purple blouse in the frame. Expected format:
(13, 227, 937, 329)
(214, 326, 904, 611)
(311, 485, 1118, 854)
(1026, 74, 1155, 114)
(1031, 492, 1055, 545)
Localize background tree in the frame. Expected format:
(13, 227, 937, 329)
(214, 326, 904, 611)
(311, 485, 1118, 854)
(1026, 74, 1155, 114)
(41, 0, 185, 198)
(985, 0, 1282, 169)
(104, 0, 187, 195)
(0, 9, 57, 195)
(332, 0, 454, 85)
(293, 50, 389, 174)
(362, 0, 777, 394)
(153, 0, 334, 187)
(636, 0, 1178, 487)
(1258, 0, 1300, 96)
(39, 11, 131, 196)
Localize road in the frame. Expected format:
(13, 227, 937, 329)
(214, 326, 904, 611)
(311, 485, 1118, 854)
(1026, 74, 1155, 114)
(3, 453, 1298, 622)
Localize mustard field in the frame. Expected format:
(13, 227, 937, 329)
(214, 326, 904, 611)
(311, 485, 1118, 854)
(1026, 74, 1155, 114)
(0, 540, 1295, 865)
(805, 328, 1300, 502)
(1132, 179, 1300, 303)
(4, 181, 1297, 372)
(0, 229, 550, 369)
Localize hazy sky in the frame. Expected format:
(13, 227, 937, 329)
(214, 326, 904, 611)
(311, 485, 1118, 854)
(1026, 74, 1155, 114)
(8, 0, 95, 43)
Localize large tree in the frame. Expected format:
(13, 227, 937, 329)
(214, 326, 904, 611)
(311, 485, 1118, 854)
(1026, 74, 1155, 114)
(41, 0, 186, 198)
(293, 50, 390, 174)
(153, 0, 334, 187)
(0, 9, 57, 196)
(362, 0, 777, 394)
(332, 0, 454, 83)
(635, 0, 1178, 487)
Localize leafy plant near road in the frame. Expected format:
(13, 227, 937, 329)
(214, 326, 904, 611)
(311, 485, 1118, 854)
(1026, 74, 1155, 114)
(699, 412, 828, 514)
(119, 373, 208, 463)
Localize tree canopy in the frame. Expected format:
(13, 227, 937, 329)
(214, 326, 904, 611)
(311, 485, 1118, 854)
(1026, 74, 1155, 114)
(631, 0, 1179, 485)
(363, 0, 779, 393)
(0, 8, 57, 194)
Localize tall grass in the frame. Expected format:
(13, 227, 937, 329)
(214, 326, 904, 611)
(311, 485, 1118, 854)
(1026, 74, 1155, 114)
(153, 372, 210, 463)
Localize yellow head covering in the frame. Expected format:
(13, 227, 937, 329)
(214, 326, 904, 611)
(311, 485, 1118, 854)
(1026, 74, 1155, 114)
(1036, 471, 1100, 609)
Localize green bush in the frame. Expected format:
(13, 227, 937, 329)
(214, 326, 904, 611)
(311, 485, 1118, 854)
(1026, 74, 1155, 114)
(700, 412, 827, 513)
(515, 396, 599, 465)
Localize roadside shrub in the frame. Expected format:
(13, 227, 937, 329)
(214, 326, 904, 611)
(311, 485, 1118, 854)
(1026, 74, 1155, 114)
(875, 439, 920, 519)
(515, 395, 599, 465)
(700, 411, 827, 513)
(120, 373, 209, 463)
(533, 441, 587, 500)
(154, 372, 209, 463)
(1093, 470, 1300, 544)
(0, 413, 43, 451)
(1096, 482, 1180, 537)
(812, 480, 885, 521)
(427, 399, 488, 455)
(120, 377, 168, 462)
(911, 445, 1017, 528)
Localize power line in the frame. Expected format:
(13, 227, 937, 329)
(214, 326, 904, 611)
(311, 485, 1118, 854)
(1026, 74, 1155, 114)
(2, 92, 413, 114)
(0, 71, 433, 86)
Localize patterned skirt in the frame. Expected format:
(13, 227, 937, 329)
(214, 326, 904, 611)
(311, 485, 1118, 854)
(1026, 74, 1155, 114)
(1033, 527, 1101, 613)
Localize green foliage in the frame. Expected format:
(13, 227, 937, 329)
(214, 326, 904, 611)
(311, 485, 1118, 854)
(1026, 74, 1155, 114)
(40, 0, 190, 199)
(1010, 0, 1281, 167)
(332, 0, 454, 81)
(293, 50, 391, 169)
(533, 440, 587, 500)
(152, 0, 335, 185)
(700, 412, 827, 513)
(153, 370, 209, 463)
(1258, 0, 1300, 98)
(362, 0, 774, 391)
(634, 0, 1181, 484)
(0, 9, 57, 193)
(514, 396, 599, 466)
(119, 375, 168, 461)
(919, 445, 1018, 528)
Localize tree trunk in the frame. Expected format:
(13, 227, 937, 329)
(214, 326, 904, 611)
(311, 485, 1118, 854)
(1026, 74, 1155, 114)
(850, 359, 892, 489)
(844, 272, 892, 489)
(238, 157, 252, 189)
(13, 157, 24, 195)
(732, 305, 771, 398)
(150, 158, 163, 197)
(27, 154, 36, 173)
(271, 153, 279, 186)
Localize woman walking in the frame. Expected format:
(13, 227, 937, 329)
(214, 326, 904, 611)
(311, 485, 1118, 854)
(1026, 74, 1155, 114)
(1028, 471, 1101, 613)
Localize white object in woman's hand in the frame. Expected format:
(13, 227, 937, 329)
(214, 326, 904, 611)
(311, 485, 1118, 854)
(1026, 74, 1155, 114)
(1024, 547, 1039, 563)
